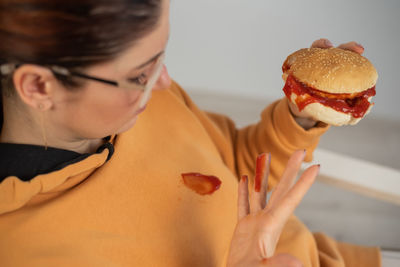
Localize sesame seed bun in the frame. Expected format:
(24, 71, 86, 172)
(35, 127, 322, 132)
(282, 48, 378, 94)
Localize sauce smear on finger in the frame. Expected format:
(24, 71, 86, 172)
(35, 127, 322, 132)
(255, 153, 269, 192)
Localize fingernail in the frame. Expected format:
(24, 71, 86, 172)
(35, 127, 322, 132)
(317, 164, 321, 173)
(324, 39, 333, 47)
(241, 175, 248, 183)
(356, 43, 364, 49)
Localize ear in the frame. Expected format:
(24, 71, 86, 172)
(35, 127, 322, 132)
(12, 64, 56, 111)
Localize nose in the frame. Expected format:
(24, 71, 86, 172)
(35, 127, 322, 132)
(152, 65, 171, 91)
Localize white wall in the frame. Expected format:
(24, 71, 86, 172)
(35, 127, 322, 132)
(165, 0, 400, 121)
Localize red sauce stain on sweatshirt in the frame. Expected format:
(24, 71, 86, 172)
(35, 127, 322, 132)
(181, 173, 221, 195)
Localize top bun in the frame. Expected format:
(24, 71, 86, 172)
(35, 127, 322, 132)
(282, 48, 378, 94)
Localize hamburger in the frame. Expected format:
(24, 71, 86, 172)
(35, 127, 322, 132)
(282, 47, 377, 126)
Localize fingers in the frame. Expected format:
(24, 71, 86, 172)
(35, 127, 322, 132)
(287, 98, 303, 118)
(267, 150, 306, 209)
(311, 39, 364, 55)
(337, 41, 364, 55)
(311, 38, 333, 49)
(238, 175, 250, 220)
(266, 164, 320, 228)
(250, 153, 271, 213)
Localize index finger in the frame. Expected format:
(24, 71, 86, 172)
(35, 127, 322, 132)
(311, 38, 333, 49)
(337, 41, 364, 55)
(265, 165, 319, 226)
(267, 150, 306, 209)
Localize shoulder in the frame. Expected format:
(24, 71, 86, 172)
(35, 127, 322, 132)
(165, 80, 195, 107)
(167, 80, 188, 98)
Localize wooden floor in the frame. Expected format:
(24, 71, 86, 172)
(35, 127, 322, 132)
(188, 89, 400, 251)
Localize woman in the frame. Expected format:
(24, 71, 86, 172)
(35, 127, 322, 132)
(0, 0, 381, 266)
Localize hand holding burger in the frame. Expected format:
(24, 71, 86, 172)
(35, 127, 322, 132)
(284, 40, 378, 126)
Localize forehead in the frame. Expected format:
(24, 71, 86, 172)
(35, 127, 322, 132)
(113, 0, 170, 74)
(86, 0, 170, 78)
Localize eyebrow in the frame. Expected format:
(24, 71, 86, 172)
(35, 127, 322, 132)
(133, 50, 165, 70)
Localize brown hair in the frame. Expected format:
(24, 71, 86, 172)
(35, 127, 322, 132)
(0, 0, 162, 129)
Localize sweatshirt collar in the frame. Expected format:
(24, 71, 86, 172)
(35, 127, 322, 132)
(0, 135, 116, 215)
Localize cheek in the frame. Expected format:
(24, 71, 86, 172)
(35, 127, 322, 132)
(60, 88, 141, 136)
(94, 90, 140, 122)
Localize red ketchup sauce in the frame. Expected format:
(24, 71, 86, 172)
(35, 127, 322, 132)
(283, 75, 376, 118)
(254, 153, 269, 193)
(181, 173, 221, 195)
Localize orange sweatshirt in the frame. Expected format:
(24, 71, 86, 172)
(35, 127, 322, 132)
(0, 81, 380, 266)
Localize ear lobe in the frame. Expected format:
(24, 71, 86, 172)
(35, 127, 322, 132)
(12, 64, 55, 110)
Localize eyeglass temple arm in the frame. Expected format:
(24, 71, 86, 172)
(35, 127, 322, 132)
(0, 63, 119, 87)
(50, 66, 119, 87)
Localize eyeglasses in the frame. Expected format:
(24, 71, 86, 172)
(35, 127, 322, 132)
(0, 52, 165, 108)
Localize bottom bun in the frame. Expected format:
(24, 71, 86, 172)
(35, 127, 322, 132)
(289, 93, 372, 126)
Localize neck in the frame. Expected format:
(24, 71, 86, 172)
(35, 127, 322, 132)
(0, 100, 103, 154)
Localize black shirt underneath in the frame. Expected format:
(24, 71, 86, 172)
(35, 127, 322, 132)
(0, 140, 114, 183)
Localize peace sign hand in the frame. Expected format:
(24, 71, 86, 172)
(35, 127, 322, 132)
(227, 150, 320, 267)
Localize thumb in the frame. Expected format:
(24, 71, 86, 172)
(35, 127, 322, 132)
(261, 254, 303, 267)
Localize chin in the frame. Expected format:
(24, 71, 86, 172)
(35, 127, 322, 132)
(115, 116, 139, 134)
